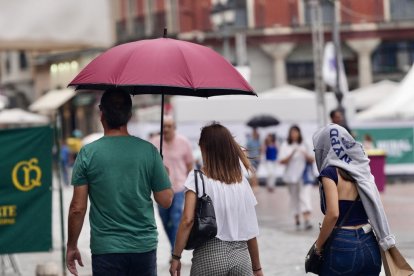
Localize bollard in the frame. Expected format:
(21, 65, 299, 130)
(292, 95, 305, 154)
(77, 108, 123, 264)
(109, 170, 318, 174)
(35, 262, 59, 276)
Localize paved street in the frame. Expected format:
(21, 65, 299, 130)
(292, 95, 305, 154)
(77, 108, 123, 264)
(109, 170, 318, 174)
(3, 180, 414, 276)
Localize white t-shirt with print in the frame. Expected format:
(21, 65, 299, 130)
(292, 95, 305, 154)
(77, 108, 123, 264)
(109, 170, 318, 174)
(184, 170, 259, 242)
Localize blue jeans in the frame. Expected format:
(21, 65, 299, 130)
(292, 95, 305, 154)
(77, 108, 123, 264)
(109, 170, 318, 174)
(158, 191, 184, 250)
(320, 228, 381, 275)
(92, 250, 157, 276)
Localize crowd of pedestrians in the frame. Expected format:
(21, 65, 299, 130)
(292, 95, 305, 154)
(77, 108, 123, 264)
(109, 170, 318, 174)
(65, 89, 398, 276)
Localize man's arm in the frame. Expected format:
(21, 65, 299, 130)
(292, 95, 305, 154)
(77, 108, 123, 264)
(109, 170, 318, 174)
(67, 185, 88, 276)
(154, 188, 174, 209)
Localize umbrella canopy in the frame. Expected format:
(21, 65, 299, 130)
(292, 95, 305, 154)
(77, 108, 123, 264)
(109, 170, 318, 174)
(69, 36, 256, 156)
(69, 38, 254, 97)
(247, 115, 280, 128)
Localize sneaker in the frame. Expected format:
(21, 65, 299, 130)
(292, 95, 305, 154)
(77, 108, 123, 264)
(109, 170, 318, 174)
(305, 221, 313, 230)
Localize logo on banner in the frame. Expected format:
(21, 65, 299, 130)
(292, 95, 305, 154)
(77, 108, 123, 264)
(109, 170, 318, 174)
(12, 158, 42, 192)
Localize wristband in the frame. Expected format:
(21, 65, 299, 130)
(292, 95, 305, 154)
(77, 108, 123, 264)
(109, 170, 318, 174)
(253, 267, 262, 272)
(171, 253, 181, 260)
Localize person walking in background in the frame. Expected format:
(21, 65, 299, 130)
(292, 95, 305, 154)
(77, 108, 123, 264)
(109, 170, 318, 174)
(60, 140, 71, 186)
(246, 128, 261, 188)
(263, 133, 278, 192)
(67, 88, 173, 276)
(312, 124, 395, 275)
(151, 115, 194, 255)
(169, 122, 263, 276)
(330, 109, 352, 135)
(362, 133, 375, 150)
(279, 125, 314, 230)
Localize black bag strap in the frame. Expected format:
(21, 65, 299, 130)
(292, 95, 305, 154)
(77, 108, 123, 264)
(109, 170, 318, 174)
(194, 169, 206, 197)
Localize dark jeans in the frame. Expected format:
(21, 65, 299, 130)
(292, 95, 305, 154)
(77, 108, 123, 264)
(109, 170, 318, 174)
(92, 250, 157, 276)
(158, 191, 184, 250)
(320, 228, 381, 275)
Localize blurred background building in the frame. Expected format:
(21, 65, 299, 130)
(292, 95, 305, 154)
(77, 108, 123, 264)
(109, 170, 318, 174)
(113, 0, 414, 92)
(1, 0, 414, 136)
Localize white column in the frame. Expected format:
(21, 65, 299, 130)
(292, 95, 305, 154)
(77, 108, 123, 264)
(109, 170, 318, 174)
(246, 0, 255, 29)
(383, 0, 391, 22)
(347, 39, 381, 87)
(235, 32, 248, 66)
(298, 0, 305, 26)
(261, 43, 296, 87)
(126, 0, 135, 36)
(144, 0, 153, 36)
(334, 0, 341, 23)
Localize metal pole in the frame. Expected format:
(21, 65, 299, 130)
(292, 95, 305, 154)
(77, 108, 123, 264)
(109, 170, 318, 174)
(222, 9, 231, 61)
(332, 0, 349, 128)
(54, 112, 67, 276)
(309, 0, 327, 127)
(159, 28, 167, 159)
(159, 93, 164, 159)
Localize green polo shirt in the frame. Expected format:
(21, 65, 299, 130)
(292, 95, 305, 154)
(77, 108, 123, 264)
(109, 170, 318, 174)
(71, 136, 171, 255)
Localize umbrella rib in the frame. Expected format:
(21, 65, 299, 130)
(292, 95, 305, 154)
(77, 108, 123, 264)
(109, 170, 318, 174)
(116, 44, 143, 91)
(173, 41, 195, 89)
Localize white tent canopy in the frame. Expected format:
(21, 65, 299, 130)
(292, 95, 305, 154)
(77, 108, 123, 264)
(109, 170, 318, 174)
(29, 88, 76, 114)
(349, 80, 398, 111)
(0, 108, 49, 124)
(0, 0, 113, 50)
(172, 84, 355, 123)
(357, 65, 414, 121)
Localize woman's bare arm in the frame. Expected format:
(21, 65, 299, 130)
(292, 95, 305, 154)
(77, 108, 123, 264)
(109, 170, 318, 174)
(315, 177, 339, 252)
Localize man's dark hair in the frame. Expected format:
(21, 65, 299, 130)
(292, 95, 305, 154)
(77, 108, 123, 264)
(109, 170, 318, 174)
(329, 109, 340, 120)
(100, 88, 132, 129)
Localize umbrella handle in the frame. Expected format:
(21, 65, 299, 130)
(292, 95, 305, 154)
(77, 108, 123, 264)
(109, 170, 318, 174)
(159, 93, 164, 159)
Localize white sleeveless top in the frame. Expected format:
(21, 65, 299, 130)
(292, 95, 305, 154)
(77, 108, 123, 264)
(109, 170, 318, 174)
(184, 170, 259, 242)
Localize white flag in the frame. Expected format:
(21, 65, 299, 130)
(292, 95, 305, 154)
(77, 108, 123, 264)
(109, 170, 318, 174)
(323, 42, 349, 94)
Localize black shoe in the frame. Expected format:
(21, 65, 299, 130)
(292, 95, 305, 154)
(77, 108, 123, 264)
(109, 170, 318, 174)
(305, 221, 313, 230)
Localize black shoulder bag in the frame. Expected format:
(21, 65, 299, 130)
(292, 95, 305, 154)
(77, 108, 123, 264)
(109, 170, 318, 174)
(184, 170, 217, 250)
(305, 195, 360, 274)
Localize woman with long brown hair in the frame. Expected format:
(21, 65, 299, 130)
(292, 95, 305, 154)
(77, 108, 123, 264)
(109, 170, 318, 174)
(169, 122, 263, 276)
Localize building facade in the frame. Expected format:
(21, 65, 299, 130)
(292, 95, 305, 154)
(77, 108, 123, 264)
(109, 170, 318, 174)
(114, 0, 414, 93)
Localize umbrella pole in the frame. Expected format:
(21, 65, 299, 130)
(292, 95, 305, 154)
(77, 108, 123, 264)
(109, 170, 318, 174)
(54, 112, 67, 276)
(159, 93, 164, 159)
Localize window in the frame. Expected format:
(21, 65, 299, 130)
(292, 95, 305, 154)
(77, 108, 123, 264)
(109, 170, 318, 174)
(390, 0, 414, 21)
(304, 0, 334, 25)
(372, 41, 414, 73)
(5, 52, 11, 74)
(19, 51, 28, 70)
(287, 61, 314, 79)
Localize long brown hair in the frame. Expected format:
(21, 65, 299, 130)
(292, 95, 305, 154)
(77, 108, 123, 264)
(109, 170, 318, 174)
(199, 122, 251, 184)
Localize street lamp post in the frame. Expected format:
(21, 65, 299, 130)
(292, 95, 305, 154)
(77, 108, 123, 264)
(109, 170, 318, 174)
(309, 0, 327, 127)
(332, 0, 350, 129)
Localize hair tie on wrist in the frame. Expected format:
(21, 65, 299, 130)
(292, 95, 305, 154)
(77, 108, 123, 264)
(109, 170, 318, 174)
(171, 253, 181, 260)
(253, 267, 262, 272)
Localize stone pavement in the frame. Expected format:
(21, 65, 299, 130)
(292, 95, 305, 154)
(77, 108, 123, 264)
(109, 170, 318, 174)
(3, 182, 414, 275)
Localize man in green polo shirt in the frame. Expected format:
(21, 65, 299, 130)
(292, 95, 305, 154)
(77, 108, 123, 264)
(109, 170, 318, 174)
(66, 88, 173, 276)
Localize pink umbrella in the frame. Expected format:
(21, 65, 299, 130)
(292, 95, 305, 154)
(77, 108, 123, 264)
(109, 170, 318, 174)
(69, 31, 256, 156)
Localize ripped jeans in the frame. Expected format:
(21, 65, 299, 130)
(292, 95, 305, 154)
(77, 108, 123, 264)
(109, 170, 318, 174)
(320, 227, 381, 275)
